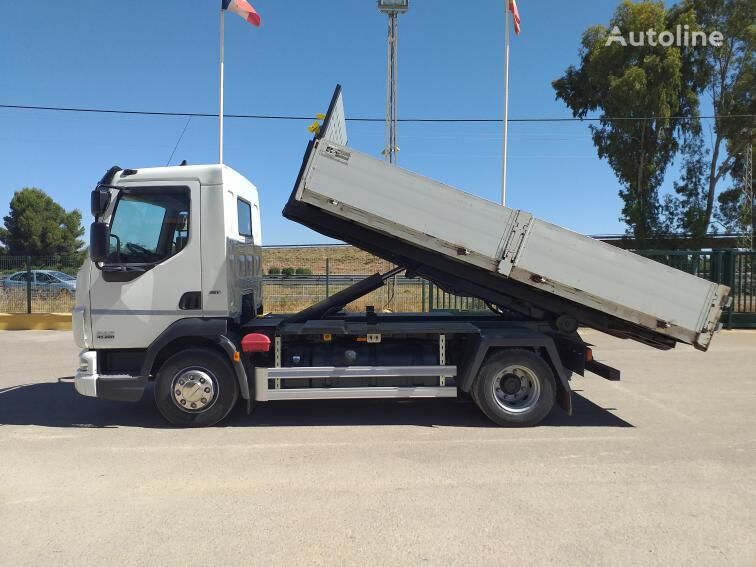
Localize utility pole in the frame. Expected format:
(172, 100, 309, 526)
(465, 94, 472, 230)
(219, 8, 225, 164)
(501, 0, 521, 206)
(501, 5, 510, 205)
(378, 0, 409, 165)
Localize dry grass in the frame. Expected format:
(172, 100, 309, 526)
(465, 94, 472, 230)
(263, 246, 390, 275)
(262, 245, 416, 312)
(263, 279, 430, 314)
(0, 288, 75, 314)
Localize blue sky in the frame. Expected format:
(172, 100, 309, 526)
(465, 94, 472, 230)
(0, 0, 699, 245)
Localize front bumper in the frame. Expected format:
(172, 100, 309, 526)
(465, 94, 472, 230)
(74, 351, 99, 397)
(74, 350, 148, 402)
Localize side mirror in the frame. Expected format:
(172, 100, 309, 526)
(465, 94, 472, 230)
(91, 187, 111, 218)
(90, 222, 110, 263)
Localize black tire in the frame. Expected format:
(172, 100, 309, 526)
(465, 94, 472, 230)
(154, 348, 239, 427)
(473, 349, 556, 427)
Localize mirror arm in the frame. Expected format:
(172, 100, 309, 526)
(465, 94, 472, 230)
(110, 233, 122, 263)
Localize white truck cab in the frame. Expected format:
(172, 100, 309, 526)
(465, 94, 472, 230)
(74, 164, 262, 399)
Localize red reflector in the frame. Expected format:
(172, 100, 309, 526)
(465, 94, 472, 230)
(242, 333, 271, 353)
(585, 348, 594, 362)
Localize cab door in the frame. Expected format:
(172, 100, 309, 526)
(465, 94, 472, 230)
(88, 181, 202, 349)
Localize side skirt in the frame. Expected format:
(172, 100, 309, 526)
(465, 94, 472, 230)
(254, 365, 458, 402)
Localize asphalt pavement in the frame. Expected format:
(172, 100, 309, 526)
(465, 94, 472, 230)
(0, 329, 754, 566)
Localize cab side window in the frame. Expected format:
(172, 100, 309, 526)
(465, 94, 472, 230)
(237, 198, 253, 238)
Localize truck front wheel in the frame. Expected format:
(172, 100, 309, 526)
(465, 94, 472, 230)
(154, 348, 239, 427)
(473, 350, 556, 427)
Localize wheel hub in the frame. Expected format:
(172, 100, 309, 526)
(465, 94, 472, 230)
(492, 365, 541, 414)
(171, 369, 216, 412)
(501, 374, 522, 395)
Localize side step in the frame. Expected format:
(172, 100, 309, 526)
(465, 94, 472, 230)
(254, 366, 457, 402)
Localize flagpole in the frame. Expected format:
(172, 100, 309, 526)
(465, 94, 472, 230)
(219, 8, 225, 165)
(501, 4, 510, 206)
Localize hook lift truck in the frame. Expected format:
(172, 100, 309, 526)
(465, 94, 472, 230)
(74, 86, 731, 427)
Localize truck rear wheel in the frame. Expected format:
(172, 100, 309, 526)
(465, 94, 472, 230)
(154, 348, 239, 427)
(473, 349, 556, 427)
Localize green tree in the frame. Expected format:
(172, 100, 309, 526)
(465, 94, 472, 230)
(0, 188, 85, 257)
(671, 131, 710, 238)
(715, 144, 754, 241)
(673, 0, 755, 238)
(553, 0, 700, 244)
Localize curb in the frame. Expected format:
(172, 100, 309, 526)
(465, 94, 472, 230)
(0, 313, 72, 331)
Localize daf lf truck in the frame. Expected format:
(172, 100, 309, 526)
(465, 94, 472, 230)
(74, 86, 730, 427)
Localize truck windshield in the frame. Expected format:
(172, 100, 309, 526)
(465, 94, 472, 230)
(107, 190, 190, 265)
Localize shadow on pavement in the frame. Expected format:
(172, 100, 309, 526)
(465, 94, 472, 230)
(0, 379, 633, 429)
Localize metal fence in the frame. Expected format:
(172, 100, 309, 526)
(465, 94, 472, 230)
(1, 248, 754, 328)
(0, 251, 432, 315)
(0, 256, 81, 314)
(262, 249, 430, 313)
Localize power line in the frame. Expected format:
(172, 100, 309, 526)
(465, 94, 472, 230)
(166, 116, 192, 166)
(0, 103, 752, 124)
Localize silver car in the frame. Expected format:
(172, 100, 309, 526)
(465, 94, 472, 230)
(1, 270, 77, 295)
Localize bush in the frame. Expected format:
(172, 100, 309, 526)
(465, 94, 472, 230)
(268, 267, 281, 275)
(295, 267, 313, 276)
(281, 267, 295, 276)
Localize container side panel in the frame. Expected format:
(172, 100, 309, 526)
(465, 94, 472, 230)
(301, 142, 520, 270)
(290, 132, 730, 349)
(511, 220, 721, 335)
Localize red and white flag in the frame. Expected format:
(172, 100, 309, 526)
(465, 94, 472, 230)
(508, 0, 521, 35)
(222, 0, 261, 27)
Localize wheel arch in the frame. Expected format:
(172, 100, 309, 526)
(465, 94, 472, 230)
(140, 318, 229, 377)
(458, 331, 573, 415)
(140, 318, 251, 401)
(149, 336, 228, 379)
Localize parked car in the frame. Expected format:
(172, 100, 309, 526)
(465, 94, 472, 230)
(1, 270, 77, 295)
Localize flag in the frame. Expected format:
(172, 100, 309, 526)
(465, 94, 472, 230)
(222, 0, 261, 27)
(508, 0, 521, 35)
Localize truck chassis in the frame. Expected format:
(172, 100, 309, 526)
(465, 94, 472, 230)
(77, 269, 617, 428)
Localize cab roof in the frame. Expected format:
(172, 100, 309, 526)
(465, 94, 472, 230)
(112, 164, 253, 188)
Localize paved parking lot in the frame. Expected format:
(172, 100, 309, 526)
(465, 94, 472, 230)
(0, 329, 754, 566)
